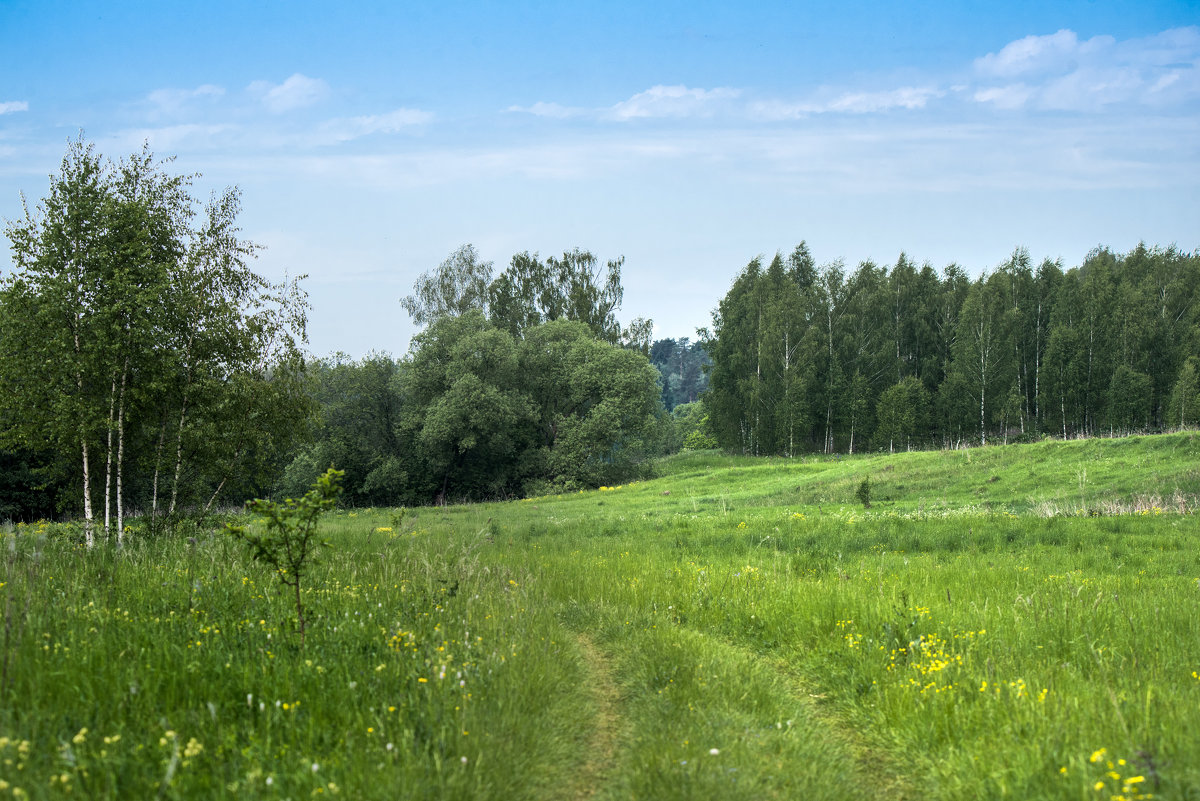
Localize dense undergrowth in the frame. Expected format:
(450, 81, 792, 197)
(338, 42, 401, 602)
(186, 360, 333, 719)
(2, 432, 1198, 799)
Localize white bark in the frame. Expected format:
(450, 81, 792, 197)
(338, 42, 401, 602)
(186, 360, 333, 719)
(116, 357, 128, 543)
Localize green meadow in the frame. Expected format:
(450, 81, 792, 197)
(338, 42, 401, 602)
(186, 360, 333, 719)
(3, 433, 1199, 800)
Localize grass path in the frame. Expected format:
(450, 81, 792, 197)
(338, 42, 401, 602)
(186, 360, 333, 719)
(668, 624, 912, 801)
(765, 654, 914, 800)
(568, 633, 626, 800)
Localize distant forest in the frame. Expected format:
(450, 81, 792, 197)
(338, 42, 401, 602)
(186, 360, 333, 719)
(702, 243, 1200, 456)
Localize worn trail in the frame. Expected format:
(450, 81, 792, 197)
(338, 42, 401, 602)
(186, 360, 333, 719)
(567, 632, 626, 800)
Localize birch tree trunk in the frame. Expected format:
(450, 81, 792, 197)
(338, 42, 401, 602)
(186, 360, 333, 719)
(116, 356, 128, 543)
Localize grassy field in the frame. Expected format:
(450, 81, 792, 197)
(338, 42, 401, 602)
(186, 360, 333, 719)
(3, 433, 1199, 799)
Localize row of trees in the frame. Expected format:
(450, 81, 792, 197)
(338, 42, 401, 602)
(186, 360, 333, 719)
(0, 139, 312, 538)
(703, 243, 1200, 455)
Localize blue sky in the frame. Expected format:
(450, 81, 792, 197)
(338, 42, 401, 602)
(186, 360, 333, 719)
(2, 1, 1198, 357)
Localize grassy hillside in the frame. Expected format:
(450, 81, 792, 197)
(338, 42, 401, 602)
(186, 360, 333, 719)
(652, 432, 1200, 514)
(2, 432, 1198, 799)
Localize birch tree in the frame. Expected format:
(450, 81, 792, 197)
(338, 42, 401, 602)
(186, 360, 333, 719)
(0, 138, 111, 544)
(1, 138, 311, 538)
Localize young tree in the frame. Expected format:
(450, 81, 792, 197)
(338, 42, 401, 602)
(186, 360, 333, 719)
(1, 138, 114, 544)
(228, 467, 343, 646)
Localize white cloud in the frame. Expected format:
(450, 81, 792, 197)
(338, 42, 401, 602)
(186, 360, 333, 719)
(0, 101, 29, 114)
(248, 73, 330, 113)
(314, 108, 433, 144)
(607, 85, 740, 120)
(973, 26, 1200, 111)
(975, 30, 1112, 78)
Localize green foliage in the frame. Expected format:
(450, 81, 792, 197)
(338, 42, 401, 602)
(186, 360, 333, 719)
(856, 475, 872, 508)
(671, 401, 718, 451)
(649, 337, 710, 410)
(521, 320, 661, 488)
(226, 467, 343, 644)
(278, 353, 410, 506)
(1107, 364, 1152, 432)
(284, 315, 662, 505)
(399, 243, 494, 325)
(876, 376, 931, 453)
(0, 137, 311, 537)
(1167, 357, 1200, 428)
(398, 311, 538, 501)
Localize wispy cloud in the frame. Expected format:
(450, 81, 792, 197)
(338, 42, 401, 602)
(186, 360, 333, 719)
(506, 27, 1200, 125)
(107, 123, 238, 153)
(973, 26, 1200, 110)
(504, 101, 584, 119)
(752, 86, 944, 118)
(145, 84, 225, 117)
(248, 73, 330, 113)
(607, 85, 740, 120)
(313, 108, 434, 144)
(506, 85, 740, 121)
(972, 85, 1033, 110)
(0, 101, 29, 115)
(512, 82, 945, 124)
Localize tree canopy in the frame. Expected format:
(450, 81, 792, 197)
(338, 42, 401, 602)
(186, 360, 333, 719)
(403, 244, 654, 352)
(279, 314, 662, 504)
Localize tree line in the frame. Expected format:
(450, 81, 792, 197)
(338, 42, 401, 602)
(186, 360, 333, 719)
(4, 140, 1198, 527)
(701, 243, 1200, 456)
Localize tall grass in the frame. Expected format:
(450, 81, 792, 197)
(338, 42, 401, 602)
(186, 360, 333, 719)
(2, 432, 1198, 799)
